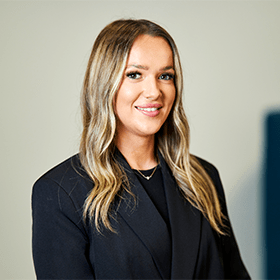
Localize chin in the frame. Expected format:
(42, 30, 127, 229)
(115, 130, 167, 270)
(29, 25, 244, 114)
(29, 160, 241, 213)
(137, 126, 162, 137)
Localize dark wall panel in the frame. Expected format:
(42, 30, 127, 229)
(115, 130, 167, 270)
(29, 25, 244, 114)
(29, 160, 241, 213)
(265, 111, 280, 278)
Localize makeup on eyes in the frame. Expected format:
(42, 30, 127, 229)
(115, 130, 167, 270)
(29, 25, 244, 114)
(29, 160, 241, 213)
(125, 71, 174, 81)
(126, 71, 142, 79)
(159, 73, 174, 80)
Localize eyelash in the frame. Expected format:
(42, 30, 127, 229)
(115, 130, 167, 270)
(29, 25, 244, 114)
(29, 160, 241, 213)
(126, 71, 141, 79)
(159, 73, 174, 80)
(126, 71, 174, 81)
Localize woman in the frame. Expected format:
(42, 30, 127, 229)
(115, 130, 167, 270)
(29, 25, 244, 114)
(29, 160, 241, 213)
(32, 19, 250, 279)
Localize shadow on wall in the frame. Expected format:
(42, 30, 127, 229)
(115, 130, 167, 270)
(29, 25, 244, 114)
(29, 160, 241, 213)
(264, 110, 280, 279)
(229, 160, 261, 279)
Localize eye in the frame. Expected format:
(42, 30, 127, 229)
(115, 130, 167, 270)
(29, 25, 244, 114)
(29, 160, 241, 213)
(159, 73, 174, 81)
(126, 71, 142, 80)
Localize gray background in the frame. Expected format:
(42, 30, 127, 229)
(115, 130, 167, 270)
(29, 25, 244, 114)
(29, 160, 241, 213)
(1, 1, 280, 279)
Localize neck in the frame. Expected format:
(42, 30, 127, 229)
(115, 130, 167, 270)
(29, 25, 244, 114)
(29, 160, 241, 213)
(116, 134, 157, 170)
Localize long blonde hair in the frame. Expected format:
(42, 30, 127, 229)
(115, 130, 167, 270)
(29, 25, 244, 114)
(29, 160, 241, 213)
(80, 19, 226, 234)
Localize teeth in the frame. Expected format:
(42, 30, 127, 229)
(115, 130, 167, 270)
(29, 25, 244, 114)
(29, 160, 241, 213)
(136, 107, 158, 112)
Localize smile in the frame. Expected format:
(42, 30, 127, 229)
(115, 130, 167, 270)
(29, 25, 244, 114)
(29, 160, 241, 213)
(135, 107, 159, 112)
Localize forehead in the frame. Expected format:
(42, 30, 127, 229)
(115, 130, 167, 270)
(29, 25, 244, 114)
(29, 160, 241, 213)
(127, 35, 174, 67)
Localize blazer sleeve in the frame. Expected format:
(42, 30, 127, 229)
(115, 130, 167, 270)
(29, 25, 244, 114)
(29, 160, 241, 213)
(32, 177, 94, 279)
(205, 162, 251, 279)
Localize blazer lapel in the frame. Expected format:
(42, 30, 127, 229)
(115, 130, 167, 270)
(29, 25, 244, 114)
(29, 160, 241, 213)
(115, 150, 172, 280)
(159, 152, 201, 279)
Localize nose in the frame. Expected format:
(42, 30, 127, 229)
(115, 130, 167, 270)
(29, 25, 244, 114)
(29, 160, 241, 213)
(143, 77, 161, 100)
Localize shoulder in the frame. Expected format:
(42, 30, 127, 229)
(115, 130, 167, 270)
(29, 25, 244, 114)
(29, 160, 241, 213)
(32, 154, 93, 214)
(194, 155, 219, 177)
(34, 154, 92, 192)
(192, 155, 226, 202)
(32, 155, 92, 245)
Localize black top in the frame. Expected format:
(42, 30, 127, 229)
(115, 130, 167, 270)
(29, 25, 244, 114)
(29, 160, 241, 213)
(32, 152, 251, 279)
(133, 165, 170, 231)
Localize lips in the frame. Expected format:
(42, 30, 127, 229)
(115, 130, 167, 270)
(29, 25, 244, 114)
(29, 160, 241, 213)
(135, 107, 159, 112)
(135, 104, 162, 117)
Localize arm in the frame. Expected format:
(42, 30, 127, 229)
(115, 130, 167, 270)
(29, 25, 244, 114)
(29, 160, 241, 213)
(208, 163, 251, 279)
(32, 177, 94, 279)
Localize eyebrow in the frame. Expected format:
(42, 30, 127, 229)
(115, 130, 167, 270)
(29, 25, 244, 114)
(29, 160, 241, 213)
(127, 64, 148, 70)
(127, 64, 174, 71)
(161, 66, 174, 71)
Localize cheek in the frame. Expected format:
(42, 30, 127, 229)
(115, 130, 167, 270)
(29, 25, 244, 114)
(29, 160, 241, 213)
(168, 90, 176, 109)
(164, 92, 176, 119)
(114, 92, 133, 119)
(113, 93, 121, 118)
(116, 85, 139, 109)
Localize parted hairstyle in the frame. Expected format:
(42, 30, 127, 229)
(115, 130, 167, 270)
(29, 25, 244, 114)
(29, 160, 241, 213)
(80, 19, 226, 234)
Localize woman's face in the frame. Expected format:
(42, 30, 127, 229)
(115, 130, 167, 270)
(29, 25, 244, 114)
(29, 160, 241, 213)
(114, 34, 176, 142)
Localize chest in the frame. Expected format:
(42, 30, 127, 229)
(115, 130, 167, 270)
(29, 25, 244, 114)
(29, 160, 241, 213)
(85, 173, 224, 279)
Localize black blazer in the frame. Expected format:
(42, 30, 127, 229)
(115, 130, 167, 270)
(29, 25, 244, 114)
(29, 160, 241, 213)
(32, 151, 250, 279)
